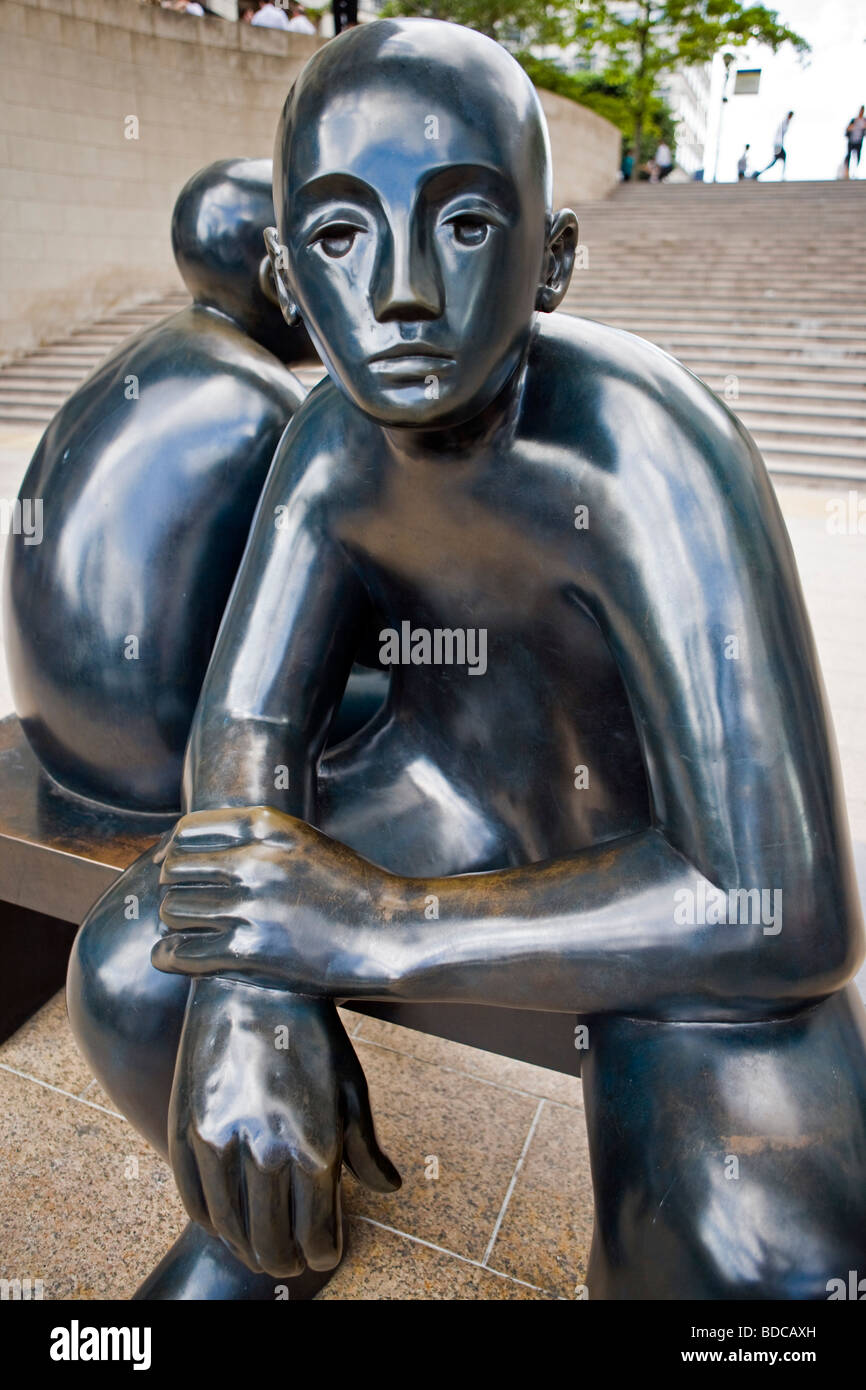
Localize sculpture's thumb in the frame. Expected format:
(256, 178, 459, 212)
(341, 1075, 402, 1193)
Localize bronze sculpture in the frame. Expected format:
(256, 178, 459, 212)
(61, 20, 866, 1299)
(4, 159, 308, 812)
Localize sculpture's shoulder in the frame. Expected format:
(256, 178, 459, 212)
(268, 376, 383, 505)
(141, 305, 306, 411)
(22, 306, 305, 496)
(42, 305, 303, 438)
(526, 313, 763, 497)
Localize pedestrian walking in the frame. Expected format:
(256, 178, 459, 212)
(753, 112, 793, 180)
(845, 107, 866, 176)
(737, 144, 750, 180)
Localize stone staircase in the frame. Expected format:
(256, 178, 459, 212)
(568, 179, 866, 483)
(2, 180, 865, 482)
(0, 294, 190, 426)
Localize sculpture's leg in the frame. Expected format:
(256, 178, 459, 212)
(66, 845, 338, 1301)
(581, 986, 866, 1299)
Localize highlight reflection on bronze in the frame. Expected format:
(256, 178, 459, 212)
(63, 22, 866, 1299)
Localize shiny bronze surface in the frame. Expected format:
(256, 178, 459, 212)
(63, 21, 866, 1299)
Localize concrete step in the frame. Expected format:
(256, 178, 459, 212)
(592, 318, 866, 345)
(0, 388, 71, 407)
(734, 405, 866, 431)
(747, 420, 866, 448)
(701, 381, 866, 404)
(571, 299, 866, 318)
(677, 357, 866, 382)
(661, 342, 866, 365)
(0, 403, 53, 422)
(761, 454, 866, 484)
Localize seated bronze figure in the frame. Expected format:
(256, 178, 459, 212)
(63, 20, 866, 1299)
(4, 158, 308, 812)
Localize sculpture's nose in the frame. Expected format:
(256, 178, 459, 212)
(372, 217, 441, 323)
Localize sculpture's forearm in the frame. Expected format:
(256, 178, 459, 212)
(342, 828, 811, 1021)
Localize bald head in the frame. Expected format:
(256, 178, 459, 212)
(266, 19, 575, 429)
(273, 19, 552, 237)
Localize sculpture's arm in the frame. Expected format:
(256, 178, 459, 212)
(152, 421, 398, 1279)
(357, 421, 864, 1016)
(182, 417, 370, 818)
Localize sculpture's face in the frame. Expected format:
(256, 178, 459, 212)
(281, 77, 550, 428)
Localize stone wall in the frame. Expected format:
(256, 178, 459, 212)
(0, 0, 320, 360)
(0, 0, 619, 361)
(539, 88, 621, 206)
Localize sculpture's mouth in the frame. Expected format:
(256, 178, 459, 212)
(368, 354, 456, 381)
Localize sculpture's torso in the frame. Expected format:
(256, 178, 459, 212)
(318, 316, 674, 875)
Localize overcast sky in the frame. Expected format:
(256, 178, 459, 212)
(704, 0, 866, 181)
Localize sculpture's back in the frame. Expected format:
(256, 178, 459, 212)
(4, 159, 307, 811)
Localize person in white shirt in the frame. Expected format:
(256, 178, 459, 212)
(285, 2, 316, 32)
(251, 2, 291, 30)
(753, 111, 793, 180)
(653, 141, 673, 182)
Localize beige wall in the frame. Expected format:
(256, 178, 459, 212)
(0, 0, 321, 361)
(539, 88, 621, 207)
(0, 0, 619, 362)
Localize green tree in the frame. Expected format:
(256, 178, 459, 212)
(379, 0, 569, 49)
(575, 2, 810, 175)
(517, 54, 676, 166)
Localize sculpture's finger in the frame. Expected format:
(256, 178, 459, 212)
(341, 1075, 402, 1193)
(167, 1127, 215, 1238)
(160, 809, 255, 855)
(292, 1162, 343, 1272)
(159, 849, 244, 887)
(151, 926, 242, 976)
(192, 1134, 263, 1275)
(244, 1153, 305, 1279)
(159, 885, 233, 921)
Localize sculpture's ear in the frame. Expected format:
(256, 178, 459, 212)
(536, 209, 578, 313)
(262, 226, 301, 326)
(258, 253, 280, 307)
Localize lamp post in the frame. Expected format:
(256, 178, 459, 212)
(712, 51, 735, 183)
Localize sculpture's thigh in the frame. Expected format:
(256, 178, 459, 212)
(67, 839, 188, 1158)
(581, 986, 866, 1300)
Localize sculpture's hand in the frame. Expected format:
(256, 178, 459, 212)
(153, 806, 389, 994)
(168, 978, 400, 1277)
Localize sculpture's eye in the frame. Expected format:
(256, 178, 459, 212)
(449, 215, 489, 247)
(313, 225, 358, 259)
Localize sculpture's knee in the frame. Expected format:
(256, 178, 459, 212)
(583, 994, 866, 1300)
(67, 843, 188, 1156)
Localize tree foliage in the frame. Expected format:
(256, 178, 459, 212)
(379, 0, 568, 48)
(517, 53, 676, 164)
(573, 2, 810, 169)
(380, 0, 810, 174)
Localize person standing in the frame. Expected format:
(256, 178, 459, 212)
(846, 107, 866, 176)
(737, 143, 750, 180)
(753, 112, 793, 180)
(653, 141, 673, 181)
(285, 2, 316, 31)
(251, 0, 291, 29)
(332, 0, 357, 34)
